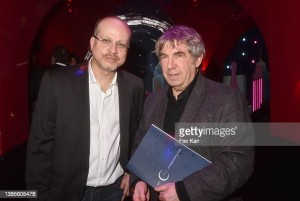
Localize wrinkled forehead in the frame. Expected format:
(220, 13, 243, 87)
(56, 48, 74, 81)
(161, 40, 188, 52)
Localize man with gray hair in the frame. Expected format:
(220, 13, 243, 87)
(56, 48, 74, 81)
(131, 25, 254, 201)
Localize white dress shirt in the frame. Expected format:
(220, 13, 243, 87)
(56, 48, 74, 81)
(86, 59, 123, 186)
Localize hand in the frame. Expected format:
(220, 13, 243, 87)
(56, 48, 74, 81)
(132, 181, 150, 201)
(120, 173, 130, 201)
(155, 183, 179, 201)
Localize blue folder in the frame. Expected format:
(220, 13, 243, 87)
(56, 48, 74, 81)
(126, 124, 212, 188)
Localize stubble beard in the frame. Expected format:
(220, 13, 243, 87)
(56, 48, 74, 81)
(101, 53, 122, 72)
(101, 63, 119, 72)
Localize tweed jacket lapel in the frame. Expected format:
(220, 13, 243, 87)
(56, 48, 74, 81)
(180, 73, 207, 122)
(152, 88, 169, 129)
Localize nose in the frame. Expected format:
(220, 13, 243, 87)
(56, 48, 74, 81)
(108, 43, 118, 53)
(167, 57, 175, 70)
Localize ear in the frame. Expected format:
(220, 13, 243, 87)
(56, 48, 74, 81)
(90, 36, 95, 50)
(195, 55, 203, 68)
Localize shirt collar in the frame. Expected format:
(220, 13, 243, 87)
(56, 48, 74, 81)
(88, 58, 97, 84)
(55, 62, 67, 66)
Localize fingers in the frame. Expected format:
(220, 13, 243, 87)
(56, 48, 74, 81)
(121, 187, 130, 201)
(156, 183, 179, 201)
(132, 181, 149, 201)
(120, 173, 130, 201)
(158, 192, 165, 201)
(121, 184, 129, 196)
(154, 184, 166, 193)
(132, 189, 146, 201)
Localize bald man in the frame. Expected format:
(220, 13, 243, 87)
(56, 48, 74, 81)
(26, 16, 145, 201)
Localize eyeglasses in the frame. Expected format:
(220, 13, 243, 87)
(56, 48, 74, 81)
(93, 35, 130, 51)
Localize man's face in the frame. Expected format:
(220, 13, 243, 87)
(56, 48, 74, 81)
(90, 18, 130, 73)
(159, 41, 202, 96)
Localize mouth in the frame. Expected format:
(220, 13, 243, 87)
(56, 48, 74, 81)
(105, 54, 118, 62)
(167, 73, 179, 78)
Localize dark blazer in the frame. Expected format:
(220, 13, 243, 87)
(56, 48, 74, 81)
(26, 63, 144, 201)
(132, 73, 254, 201)
(29, 64, 66, 104)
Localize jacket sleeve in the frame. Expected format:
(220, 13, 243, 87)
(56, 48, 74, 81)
(128, 95, 152, 187)
(26, 71, 56, 201)
(182, 89, 254, 201)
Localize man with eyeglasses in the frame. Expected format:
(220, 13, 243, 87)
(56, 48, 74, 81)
(26, 16, 145, 201)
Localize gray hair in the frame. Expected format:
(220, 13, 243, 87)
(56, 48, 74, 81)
(155, 25, 206, 58)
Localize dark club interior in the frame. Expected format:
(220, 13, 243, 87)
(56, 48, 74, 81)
(1, 0, 300, 200)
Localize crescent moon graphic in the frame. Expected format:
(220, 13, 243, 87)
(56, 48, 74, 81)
(158, 170, 170, 181)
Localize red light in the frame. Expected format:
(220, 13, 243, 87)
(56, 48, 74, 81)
(200, 60, 208, 72)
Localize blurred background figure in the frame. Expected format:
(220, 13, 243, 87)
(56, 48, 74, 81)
(70, 53, 83, 65)
(51, 45, 71, 67)
(28, 45, 71, 119)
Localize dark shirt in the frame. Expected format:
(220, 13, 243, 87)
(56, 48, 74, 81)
(163, 73, 199, 201)
(163, 73, 199, 136)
